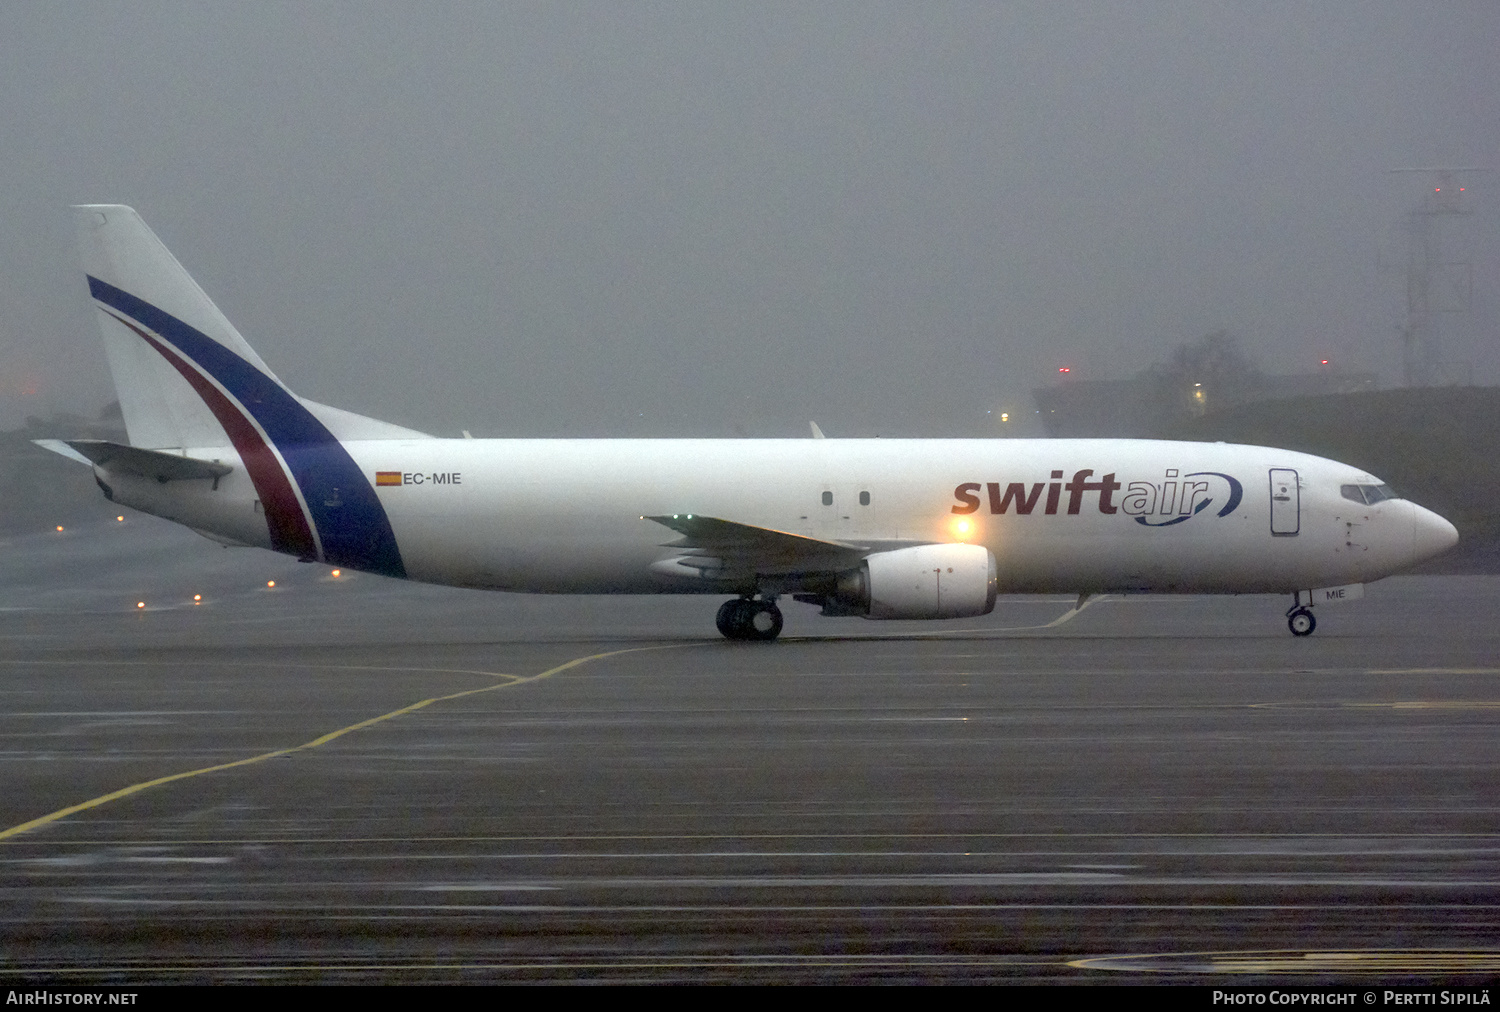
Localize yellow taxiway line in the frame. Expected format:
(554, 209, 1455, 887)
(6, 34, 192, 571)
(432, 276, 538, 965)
(0, 645, 670, 842)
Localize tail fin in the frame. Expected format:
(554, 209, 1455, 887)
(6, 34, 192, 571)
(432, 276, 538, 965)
(75, 205, 284, 449)
(76, 205, 430, 445)
(72, 204, 411, 577)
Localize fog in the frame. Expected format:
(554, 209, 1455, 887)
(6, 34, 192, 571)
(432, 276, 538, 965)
(1, 2, 1495, 436)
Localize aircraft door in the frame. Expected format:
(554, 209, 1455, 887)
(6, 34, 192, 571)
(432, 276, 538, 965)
(1269, 468, 1300, 537)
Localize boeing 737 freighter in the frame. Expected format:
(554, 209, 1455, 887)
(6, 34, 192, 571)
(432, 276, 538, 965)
(37, 206, 1458, 640)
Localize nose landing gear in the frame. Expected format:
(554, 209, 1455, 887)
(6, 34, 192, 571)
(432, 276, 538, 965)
(1286, 600, 1316, 636)
(716, 597, 784, 642)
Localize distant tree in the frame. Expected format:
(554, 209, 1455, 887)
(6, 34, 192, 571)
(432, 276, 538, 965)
(1142, 331, 1264, 419)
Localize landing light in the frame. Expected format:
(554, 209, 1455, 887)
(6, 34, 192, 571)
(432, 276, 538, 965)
(266, 580, 276, 588)
(136, 601, 145, 609)
(55, 525, 64, 532)
(116, 516, 124, 522)
(193, 594, 202, 604)
(331, 569, 341, 578)
(952, 518, 973, 538)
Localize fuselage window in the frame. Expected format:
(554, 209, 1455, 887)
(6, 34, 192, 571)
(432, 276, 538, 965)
(821, 490, 833, 506)
(859, 490, 870, 506)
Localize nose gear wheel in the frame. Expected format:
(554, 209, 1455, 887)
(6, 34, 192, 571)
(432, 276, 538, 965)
(1286, 602, 1316, 636)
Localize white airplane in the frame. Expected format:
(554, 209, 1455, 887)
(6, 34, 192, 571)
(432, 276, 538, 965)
(37, 205, 1458, 640)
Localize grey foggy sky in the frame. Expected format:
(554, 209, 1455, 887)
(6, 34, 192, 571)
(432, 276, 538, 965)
(1, 2, 1496, 436)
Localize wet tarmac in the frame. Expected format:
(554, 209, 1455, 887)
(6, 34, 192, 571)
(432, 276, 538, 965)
(1, 517, 1498, 983)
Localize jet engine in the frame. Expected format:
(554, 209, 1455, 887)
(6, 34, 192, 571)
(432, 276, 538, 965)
(822, 543, 998, 619)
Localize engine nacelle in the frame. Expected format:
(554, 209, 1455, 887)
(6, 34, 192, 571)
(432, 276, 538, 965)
(830, 543, 998, 620)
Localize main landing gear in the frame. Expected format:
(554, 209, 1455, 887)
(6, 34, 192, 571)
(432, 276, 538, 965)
(1286, 599, 1316, 637)
(716, 597, 784, 642)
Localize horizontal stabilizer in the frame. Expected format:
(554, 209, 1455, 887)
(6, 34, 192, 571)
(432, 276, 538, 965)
(49, 439, 233, 483)
(30, 439, 94, 466)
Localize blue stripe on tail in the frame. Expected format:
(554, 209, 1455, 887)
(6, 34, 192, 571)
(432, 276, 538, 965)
(88, 276, 407, 578)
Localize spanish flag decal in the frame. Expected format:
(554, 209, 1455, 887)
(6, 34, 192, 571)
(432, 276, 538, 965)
(375, 471, 402, 487)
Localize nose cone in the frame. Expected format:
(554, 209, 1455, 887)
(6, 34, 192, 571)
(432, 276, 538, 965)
(1411, 503, 1459, 564)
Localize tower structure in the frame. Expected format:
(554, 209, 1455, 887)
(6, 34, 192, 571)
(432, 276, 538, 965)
(1390, 167, 1483, 386)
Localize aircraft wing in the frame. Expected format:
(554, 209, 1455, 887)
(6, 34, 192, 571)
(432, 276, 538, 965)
(644, 514, 871, 577)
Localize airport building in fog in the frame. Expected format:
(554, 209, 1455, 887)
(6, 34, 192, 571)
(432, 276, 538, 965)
(1031, 369, 1379, 437)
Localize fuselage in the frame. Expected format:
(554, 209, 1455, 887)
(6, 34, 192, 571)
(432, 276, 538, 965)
(97, 436, 1459, 598)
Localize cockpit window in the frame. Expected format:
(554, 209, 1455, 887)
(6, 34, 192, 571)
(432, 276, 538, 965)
(1340, 483, 1400, 505)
